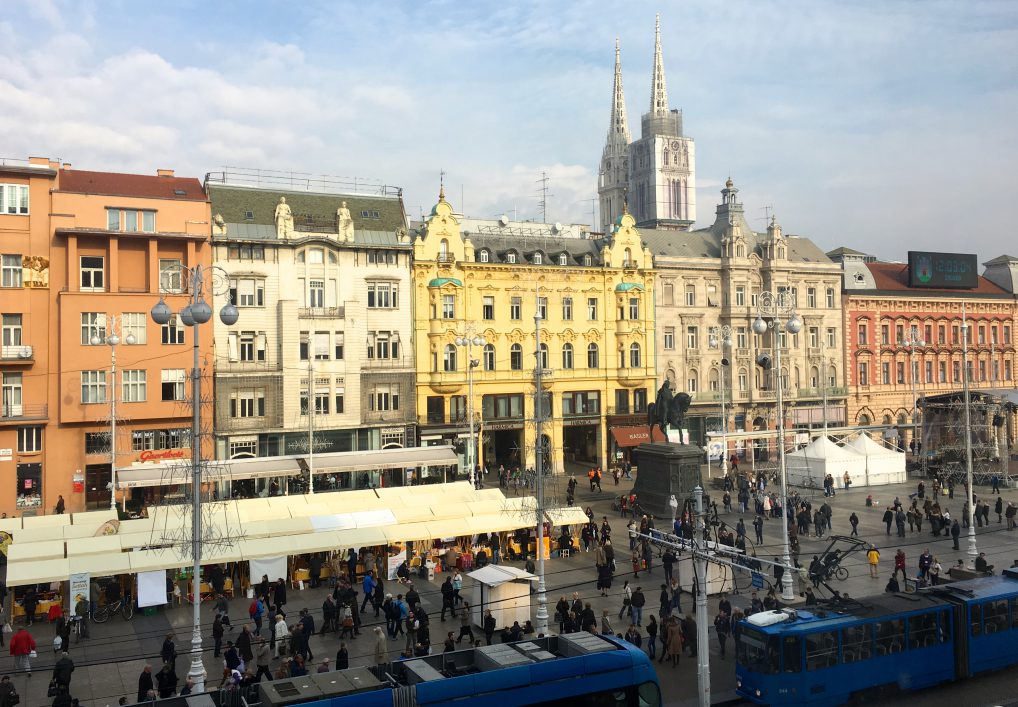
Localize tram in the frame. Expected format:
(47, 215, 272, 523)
(735, 567, 1018, 705)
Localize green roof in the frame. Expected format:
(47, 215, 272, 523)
(615, 282, 644, 292)
(207, 184, 405, 233)
(429, 278, 463, 287)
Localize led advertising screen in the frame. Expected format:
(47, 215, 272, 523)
(908, 251, 978, 289)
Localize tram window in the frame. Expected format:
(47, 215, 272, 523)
(841, 624, 871, 663)
(970, 604, 982, 637)
(736, 628, 780, 674)
(1010, 598, 1018, 629)
(908, 612, 937, 649)
(782, 636, 801, 673)
(874, 619, 905, 655)
(983, 600, 1008, 634)
(805, 631, 837, 671)
(939, 609, 951, 642)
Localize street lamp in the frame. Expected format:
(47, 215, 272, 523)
(961, 306, 977, 560)
(709, 326, 733, 477)
(91, 316, 136, 510)
(455, 333, 485, 487)
(900, 326, 925, 455)
(753, 290, 801, 602)
(150, 264, 238, 694)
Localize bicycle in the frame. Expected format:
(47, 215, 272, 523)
(91, 597, 134, 623)
(69, 615, 87, 642)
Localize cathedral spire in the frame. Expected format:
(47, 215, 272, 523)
(608, 38, 631, 144)
(650, 14, 668, 114)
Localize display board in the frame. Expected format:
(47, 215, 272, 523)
(249, 556, 287, 586)
(138, 570, 168, 608)
(908, 251, 978, 289)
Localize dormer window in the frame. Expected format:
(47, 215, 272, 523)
(558, 253, 567, 266)
(532, 252, 543, 265)
(506, 251, 517, 264)
(583, 254, 592, 267)
(478, 249, 489, 263)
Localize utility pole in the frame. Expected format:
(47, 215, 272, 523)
(693, 485, 710, 707)
(533, 305, 549, 636)
(536, 172, 551, 223)
(308, 357, 315, 494)
(962, 304, 977, 559)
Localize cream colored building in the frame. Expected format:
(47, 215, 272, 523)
(644, 179, 846, 459)
(208, 172, 415, 480)
(412, 191, 656, 474)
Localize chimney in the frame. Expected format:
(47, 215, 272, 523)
(62, 163, 72, 171)
(157, 169, 175, 178)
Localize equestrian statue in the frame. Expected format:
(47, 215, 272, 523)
(647, 379, 692, 441)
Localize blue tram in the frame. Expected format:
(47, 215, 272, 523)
(235, 633, 659, 707)
(735, 567, 1018, 705)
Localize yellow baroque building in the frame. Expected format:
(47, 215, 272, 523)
(413, 191, 657, 475)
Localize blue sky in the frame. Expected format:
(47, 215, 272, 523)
(3, 0, 1016, 259)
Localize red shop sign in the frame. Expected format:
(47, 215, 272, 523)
(139, 449, 187, 462)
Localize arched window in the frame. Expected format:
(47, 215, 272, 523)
(478, 249, 489, 263)
(533, 252, 543, 265)
(583, 254, 592, 266)
(709, 367, 720, 391)
(483, 344, 495, 371)
(558, 253, 568, 266)
(809, 366, 820, 388)
(539, 343, 549, 369)
(629, 343, 641, 368)
(510, 344, 522, 370)
(738, 367, 748, 391)
(828, 365, 837, 388)
(506, 251, 517, 264)
(858, 413, 871, 425)
(624, 247, 633, 267)
(562, 343, 574, 369)
(587, 343, 599, 368)
(443, 344, 457, 372)
(736, 245, 745, 258)
(882, 414, 892, 425)
(687, 368, 698, 393)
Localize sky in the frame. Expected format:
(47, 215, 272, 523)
(2, 0, 1016, 260)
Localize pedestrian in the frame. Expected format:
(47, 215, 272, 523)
(374, 627, 388, 665)
(52, 651, 74, 694)
(882, 507, 894, 535)
(0, 676, 18, 707)
(996, 497, 1004, 524)
(682, 614, 697, 657)
(136, 665, 154, 703)
(273, 615, 288, 658)
(619, 581, 632, 621)
(665, 618, 684, 667)
(894, 549, 906, 580)
(1007, 502, 1017, 530)
(714, 611, 731, 658)
(456, 602, 475, 644)
(483, 610, 496, 646)
(336, 642, 349, 670)
(274, 578, 287, 616)
(55, 495, 65, 515)
(255, 639, 272, 682)
(630, 587, 646, 627)
(600, 609, 614, 636)
(9, 627, 34, 676)
(440, 577, 456, 621)
(646, 616, 658, 659)
(753, 515, 764, 544)
(155, 661, 178, 699)
(951, 519, 961, 550)
(212, 614, 225, 658)
(867, 545, 880, 578)
(849, 512, 859, 537)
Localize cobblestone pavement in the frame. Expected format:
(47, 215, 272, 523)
(4, 467, 1018, 706)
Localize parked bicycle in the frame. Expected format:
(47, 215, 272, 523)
(69, 614, 87, 642)
(91, 597, 134, 623)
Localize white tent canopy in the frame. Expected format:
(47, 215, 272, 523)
(785, 436, 866, 489)
(844, 433, 907, 486)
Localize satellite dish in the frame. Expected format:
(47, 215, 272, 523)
(553, 222, 563, 234)
(498, 214, 510, 227)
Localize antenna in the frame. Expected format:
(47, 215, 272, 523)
(535, 172, 552, 223)
(761, 204, 773, 225)
(581, 197, 597, 230)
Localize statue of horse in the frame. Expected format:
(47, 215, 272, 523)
(647, 381, 692, 441)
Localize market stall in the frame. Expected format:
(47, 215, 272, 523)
(843, 433, 907, 486)
(468, 565, 536, 629)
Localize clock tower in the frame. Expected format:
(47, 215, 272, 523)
(625, 15, 696, 231)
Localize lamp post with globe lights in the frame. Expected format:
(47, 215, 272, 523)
(900, 326, 925, 455)
(150, 264, 238, 694)
(753, 290, 801, 602)
(709, 326, 733, 477)
(455, 333, 486, 487)
(91, 315, 136, 510)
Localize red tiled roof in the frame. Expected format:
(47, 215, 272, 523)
(56, 169, 206, 201)
(866, 262, 1009, 295)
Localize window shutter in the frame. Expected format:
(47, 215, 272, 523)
(227, 333, 238, 361)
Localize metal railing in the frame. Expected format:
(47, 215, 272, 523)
(204, 167, 402, 197)
(1, 403, 47, 420)
(298, 306, 345, 318)
(0, 345, 33, 360)
(362, 355, 413, 369)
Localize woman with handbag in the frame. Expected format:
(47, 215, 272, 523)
(9, 627, 35, 676)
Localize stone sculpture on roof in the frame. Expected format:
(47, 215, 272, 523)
(336, 200, 354, 242)
(274, 196, 294, 239)
(212, 213, 227, 237)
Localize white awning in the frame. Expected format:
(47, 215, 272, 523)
(467, 565, 537, 587)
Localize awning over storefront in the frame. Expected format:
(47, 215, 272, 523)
(610, 425, 666, 448)
(545, 507, 590, 527)
(116, 446, 458, 489)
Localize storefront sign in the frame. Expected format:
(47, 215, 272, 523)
(562, 416, 599, 427)
(387, 549, 407, 580)
(485, 422, 522, 431)
(138, 449, 187, 462)
(0, 448, 12, 462)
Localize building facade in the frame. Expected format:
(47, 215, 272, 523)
(598, 15, 695, 235)
(413, 191, 656, 474)
(646, 179, 846, 457)
(0, 158, 212, 514)
(208, 171, 415, 479)
(834, 250, 1018, 446)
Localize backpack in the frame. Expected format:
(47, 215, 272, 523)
(249, 600, 258, 617)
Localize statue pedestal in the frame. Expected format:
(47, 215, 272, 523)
(632, 442, 704, 519)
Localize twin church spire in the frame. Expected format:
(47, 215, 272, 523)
(599, 14, 695, 234)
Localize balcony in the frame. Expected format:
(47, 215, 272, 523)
(0, 403, 47, 422)
(298, 306, 345, 319)
(797, 386, 849, 399)
(0, 345, 33, 364)
(362, 355, 413, 370)
(436, 254, 456, 265)
(617, 368, 651, 387)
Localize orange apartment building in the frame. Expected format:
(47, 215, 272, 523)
(0, 157, 212, 515)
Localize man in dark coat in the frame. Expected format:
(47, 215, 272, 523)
(274, 579, 287, 616)
(137, 665, 154, 703)
(52, 652, 74, 693)
(155, 661, 178, 699)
